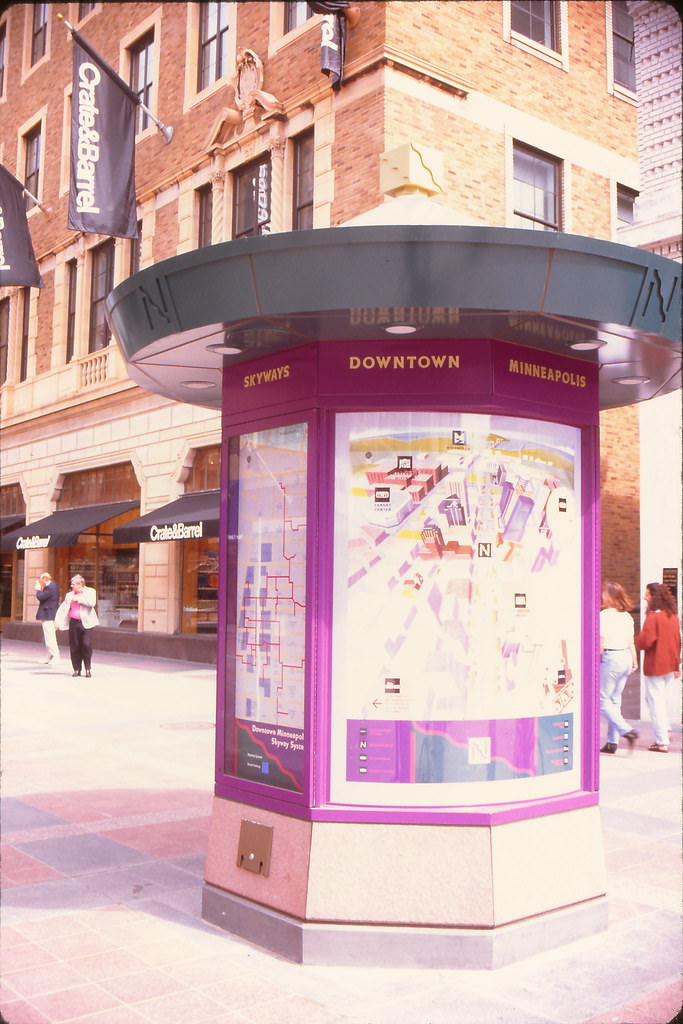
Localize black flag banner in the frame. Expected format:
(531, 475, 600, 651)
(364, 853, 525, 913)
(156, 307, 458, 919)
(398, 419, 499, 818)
(68, 28, 139, 238)
(0, 164, 43, 288)
(309, 1, 349, 90)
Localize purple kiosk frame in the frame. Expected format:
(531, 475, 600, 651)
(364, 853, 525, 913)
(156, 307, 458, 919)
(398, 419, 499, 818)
(106, 226, 681, 967)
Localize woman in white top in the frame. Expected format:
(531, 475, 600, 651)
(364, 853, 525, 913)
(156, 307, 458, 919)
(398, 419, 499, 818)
(599, 581, 638, 754)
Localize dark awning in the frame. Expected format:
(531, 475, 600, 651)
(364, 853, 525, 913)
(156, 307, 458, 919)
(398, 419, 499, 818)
(0, 500, 139, 551)
(112, 490, 220, 544)
(0, 514, 26, 534)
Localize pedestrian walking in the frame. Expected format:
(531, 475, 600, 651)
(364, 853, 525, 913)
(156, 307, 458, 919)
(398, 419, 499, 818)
(599, 581, 639, 753)
(35, 572, 61, 664)
(635, 582, 681, 753)
(55, 575, 99, 678)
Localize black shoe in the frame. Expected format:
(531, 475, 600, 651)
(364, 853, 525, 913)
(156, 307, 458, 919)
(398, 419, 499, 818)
(600, 742, 618, 754)
(85, 670, 92, 678)
(72, 671, 81, 677)
(622, 730, 638, 748)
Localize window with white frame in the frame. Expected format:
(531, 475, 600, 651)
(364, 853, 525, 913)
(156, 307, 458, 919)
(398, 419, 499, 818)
(66, 259, 77, 363)
(233, 157, 272, 239)
(0, 21, 7, 97)
(197, 2, 231, 92)
(611, 0, 636, 92)
(197, 185, 213, 248)
(19, 288, 30, 382)
(293, 130, 314, 230)
(285, 2, 314, 34)
(88, 240, 115, 352)
(31, 3, 48, 66)
(510, 0, 558, 51)
(617, 184, 638, 226)
(129, 31, 155, 134)
(23, 123, 41, 210)
(0, 297, 9, 386)
(513, 142, 561, 231)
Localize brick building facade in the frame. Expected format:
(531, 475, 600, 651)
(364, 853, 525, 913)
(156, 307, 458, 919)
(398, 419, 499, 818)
(0, 1, 671, 656)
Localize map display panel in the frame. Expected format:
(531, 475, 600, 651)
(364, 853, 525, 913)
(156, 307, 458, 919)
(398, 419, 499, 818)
(330, 411, 582, 806)
(228, 422, 308, 792)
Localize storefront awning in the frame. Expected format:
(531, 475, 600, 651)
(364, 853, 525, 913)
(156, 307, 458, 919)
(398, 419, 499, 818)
(112, 491, 220, 544)
(0, 500, 139, 551)
(0, 514, 26, 534)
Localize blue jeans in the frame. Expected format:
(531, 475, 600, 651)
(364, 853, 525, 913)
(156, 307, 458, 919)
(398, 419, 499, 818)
(600, 650, 633, 743)
(644, 673, 673, 745)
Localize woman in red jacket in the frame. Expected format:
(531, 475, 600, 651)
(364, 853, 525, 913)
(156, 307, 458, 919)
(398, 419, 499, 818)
(635, 583, 681, 753)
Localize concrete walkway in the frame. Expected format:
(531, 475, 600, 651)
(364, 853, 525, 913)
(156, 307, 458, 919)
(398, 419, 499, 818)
(1, 638, 681, 1024)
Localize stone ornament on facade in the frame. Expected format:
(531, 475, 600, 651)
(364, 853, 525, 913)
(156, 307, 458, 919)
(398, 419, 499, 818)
(235, 50, 283, 118)
(207, 49, 283, 150)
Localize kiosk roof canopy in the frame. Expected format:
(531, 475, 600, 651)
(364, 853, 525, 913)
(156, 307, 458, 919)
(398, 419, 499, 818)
(106, 225, 681, 412)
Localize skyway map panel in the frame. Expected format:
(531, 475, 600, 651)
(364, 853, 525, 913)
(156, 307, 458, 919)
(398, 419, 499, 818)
(331, 411, 582, 806)
(230, 423, 308, 792)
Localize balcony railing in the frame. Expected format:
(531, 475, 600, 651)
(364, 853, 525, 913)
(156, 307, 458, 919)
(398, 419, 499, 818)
(80, 348, 109, 388)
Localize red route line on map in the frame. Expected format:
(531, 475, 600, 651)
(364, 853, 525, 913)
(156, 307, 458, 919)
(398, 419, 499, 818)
(235, 720, 304, 791)
(237, 478, 306, 723)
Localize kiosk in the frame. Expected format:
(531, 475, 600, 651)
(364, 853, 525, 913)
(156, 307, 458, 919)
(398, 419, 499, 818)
(107, 225, 681, 967)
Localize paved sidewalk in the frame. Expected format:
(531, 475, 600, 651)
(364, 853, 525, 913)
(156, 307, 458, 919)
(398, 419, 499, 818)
(1, 639, 681, 1024)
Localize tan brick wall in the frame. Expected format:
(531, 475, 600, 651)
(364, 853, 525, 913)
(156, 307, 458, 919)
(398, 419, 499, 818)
(600, 405, 641, 613)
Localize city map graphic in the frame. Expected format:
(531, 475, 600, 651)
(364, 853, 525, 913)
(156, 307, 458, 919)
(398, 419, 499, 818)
(332, 412, 581, 788)
(232, 424, 307, 791)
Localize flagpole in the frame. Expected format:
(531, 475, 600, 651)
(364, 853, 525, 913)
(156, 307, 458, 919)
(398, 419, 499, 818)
(57, 13, 174, 145)
(22, 185, 51, 217)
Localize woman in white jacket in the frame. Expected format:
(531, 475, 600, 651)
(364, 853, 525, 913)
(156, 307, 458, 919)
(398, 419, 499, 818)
(56, 574, 99, 677)
(599, 581, 638, 754)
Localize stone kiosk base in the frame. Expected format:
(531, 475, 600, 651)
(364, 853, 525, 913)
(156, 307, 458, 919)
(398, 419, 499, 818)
(202, 796, 608, 968)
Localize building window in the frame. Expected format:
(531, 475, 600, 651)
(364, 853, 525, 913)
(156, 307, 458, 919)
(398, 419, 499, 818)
(182, 445, 221, 635)
(612, 0, 636, 92)
(197, 185, 213, 248)
(0, 22, 7, 97)
(198, 1, 231, 92)
(188, 445, 221, 491)
(293, 131, 314, 230)
(78, 3, 96, 20)
(129, 221, 142, 275)
(513, 143, 560, 231)
(617, 185, 638, 226)
(31, 3, 48, 65)
(58, 463, 139, 508)
(65, 260, 77, 363)
(19, 289, 30, 382)
(24, 124, 41, 210)
(129, 31, 154, 133)
(233, 157, 271, 239)
(285, 2, 314, 33)
(55, 464, 141, 632)
(88, 240, 114, 352)
(511, 0, 557, 51)
(0, 298, 9, 386)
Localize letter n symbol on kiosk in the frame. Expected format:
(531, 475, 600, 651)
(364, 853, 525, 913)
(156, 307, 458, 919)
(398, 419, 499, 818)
(469, 736, 491, 764)
(138, 277, 177, 331)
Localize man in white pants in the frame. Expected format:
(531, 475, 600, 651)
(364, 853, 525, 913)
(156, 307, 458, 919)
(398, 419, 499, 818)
(35, 572, 61, 664)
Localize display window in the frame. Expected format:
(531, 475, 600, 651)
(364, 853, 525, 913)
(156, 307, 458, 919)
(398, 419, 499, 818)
(330, 410, 583, 807)
(54, 505, 140, 629)
(182, 537, 219, 633)
(222, 420, 309, 795)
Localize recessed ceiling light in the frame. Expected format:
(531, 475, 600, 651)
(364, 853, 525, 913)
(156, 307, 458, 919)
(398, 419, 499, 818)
(384, 322, 418, 335)
(612, 375, 651, 385)
(207, 342, 245, 354)
(181, 379, 216, 390)
(566, 339, 607, 351)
